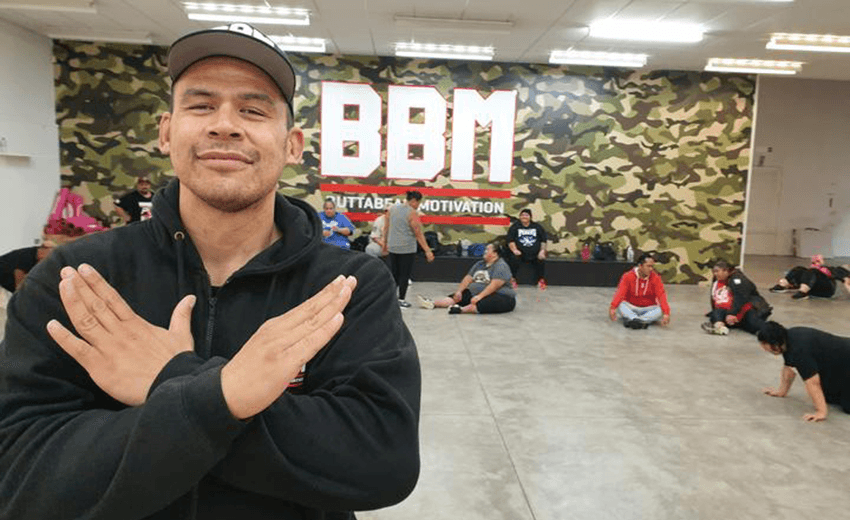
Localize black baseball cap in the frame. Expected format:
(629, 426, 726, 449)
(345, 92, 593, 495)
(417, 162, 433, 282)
(167, 23, 296, 119)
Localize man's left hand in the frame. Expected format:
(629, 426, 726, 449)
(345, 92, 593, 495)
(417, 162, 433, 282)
(803, 411, 827, 422)
(47, 264, 196, 407)
(725, 315, 738, 326)
(425, 250, 434, 263)
(660, 314, 670, 326)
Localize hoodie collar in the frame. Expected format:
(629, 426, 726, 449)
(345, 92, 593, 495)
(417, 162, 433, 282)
(149, 178, 322, 276)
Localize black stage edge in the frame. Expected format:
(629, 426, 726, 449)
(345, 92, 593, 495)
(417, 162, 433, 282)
(401, 255, 632, 287)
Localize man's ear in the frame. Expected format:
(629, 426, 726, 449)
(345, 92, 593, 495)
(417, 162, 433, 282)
(285, 127, 304, 165)
(159, 112, 172, 155)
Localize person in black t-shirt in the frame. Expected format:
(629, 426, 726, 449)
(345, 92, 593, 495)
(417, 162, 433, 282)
(505, 209, 548, 290)
(0, 243, 55, 293)
(115, 176, 154, 223)
(758, 321, 850, 422)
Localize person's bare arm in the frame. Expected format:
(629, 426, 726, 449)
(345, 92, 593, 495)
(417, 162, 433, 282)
(453, 275, 474, 300)
(802, 374, 828, 422)
(763, 365, 795, 397)
(408, 211, 434, 262)
(115, 207, 131, 224)
(382, 210, 391, 254)
(470, 278, 506, 304)
(13, 268, 27, 290)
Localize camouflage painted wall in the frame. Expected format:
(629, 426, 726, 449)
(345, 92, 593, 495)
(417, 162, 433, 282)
(54, 40, 754, 283)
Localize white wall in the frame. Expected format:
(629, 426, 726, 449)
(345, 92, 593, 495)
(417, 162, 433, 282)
(748, 76, 850, 257)
(0, 18, 60, 254)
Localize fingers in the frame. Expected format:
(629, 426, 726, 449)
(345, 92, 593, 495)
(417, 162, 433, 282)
(59, 269, 115, 343)
(47, 319, 100, 366)
(77, 264, 136, 321)
(168, 295, 197, 350)
(268, 275, 356, 333)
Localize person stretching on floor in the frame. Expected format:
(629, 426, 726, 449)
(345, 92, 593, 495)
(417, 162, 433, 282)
(769, 255, 850, 300)
(609, 253, 670, 329)
(416, 243, 516, 314)
(758, 321, 850, 422)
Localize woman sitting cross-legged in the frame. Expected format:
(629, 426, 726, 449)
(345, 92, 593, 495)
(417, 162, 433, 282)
(417, 242, 516, 315)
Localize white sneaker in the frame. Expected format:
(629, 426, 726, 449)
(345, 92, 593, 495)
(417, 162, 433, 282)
(715, 324, 729, 335)
(416, 294, 435, 309)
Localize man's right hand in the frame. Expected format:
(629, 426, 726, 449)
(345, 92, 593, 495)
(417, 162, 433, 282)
(425, 250, 434, 263)
(762, 387, 786, 397)
(609, 308, 617, 321)
(220, 275, 357, 420)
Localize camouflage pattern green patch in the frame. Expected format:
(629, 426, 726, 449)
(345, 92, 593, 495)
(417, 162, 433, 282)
(54, 41, 753, 283)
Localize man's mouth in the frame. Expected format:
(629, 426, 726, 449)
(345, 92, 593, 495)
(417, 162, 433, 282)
(196, 150, 255, 164)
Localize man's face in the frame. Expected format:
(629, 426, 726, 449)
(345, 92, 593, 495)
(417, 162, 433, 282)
(137, 179, 152, 195)
(323, 202, 336, 218)
(714, 267, 730, 282)
(638, 258, 655, 277)
(408, 198, 420, 210)
(159, 57, 303, 213)
(759, 342, 781, 356)
(519, 212, 531, 226)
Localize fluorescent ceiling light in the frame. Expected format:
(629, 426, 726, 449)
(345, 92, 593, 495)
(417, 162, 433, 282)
(0, 0, 95, 13)
(393, 15, 513, 34)
(182, 3, 310, 25)
(48, 30, 153, 44)
(394, 42, 494, 61)
(767, 32, 850, 53)
(549, 49, 647, 68)
(589, 20, 703, 43)
(705, 58, 803, 75)
(270, 35, 326, 53)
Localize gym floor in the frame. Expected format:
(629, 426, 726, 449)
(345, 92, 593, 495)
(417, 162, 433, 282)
(1, 255, 848, 520)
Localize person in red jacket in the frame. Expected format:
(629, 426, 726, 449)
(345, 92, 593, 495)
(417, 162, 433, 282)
(609, 253, 671, 329)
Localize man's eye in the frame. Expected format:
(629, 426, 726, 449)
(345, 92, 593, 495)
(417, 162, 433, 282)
(243, 108, 265, 116)
(188, 104, 212, 111)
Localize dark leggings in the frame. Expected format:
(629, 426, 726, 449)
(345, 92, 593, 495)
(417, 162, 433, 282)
(708, 308, 767, 335)
(455, 289, 516, 314)
(389, 253, 416, 300)
(786, 268, 836, 297)
(506, 251, 545, 281)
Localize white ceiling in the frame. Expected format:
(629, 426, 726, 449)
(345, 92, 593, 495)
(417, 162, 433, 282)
(2, 0, 850, 80)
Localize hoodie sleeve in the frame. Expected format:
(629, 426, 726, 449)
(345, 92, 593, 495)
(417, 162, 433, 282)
(729, 273, 756, 316)
(207, 256, 421, 512)
(610, 270, 631, 309)
(652, 274, 671, 315)
(0, 251, 247, 520)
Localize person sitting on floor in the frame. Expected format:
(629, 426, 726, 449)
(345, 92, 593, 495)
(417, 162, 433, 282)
(769, 255, 850, 300)
(702, 260, 771, 336)
(318, 198, 355, 250)
(758, 321, 850, 422)
(609, 253, 670, 329)
(505, 208, 548, 290)
(416, 242, 516, 315)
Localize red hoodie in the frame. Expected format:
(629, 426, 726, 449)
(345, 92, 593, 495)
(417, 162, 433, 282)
(610, 267, 671, 315)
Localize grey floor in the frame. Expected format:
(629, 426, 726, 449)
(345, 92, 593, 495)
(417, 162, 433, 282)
(2, 256, 849, 520)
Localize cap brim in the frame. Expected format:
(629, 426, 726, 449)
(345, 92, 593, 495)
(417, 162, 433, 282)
(168, 30, 295, 113)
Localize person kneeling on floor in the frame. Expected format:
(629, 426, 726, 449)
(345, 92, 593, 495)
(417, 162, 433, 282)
(609, 253, 671, 329)
(417, 242, 516, 314)
(758, 321, 850, 422)
(702, 260, 772, 335)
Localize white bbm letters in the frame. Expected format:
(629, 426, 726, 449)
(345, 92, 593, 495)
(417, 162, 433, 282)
(320, 82, 382, 178)
(450, 89, 517, 183)
(386, 86, 447, 181)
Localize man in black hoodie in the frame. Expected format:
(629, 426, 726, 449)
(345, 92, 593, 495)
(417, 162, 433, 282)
(0, 24, 420, 520)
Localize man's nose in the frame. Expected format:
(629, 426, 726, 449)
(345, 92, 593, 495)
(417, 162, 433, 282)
(207, 106, 243, 139)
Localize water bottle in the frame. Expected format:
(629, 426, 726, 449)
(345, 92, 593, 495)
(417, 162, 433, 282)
(581, 243, 590, 262)
(626, 245, 634, 263)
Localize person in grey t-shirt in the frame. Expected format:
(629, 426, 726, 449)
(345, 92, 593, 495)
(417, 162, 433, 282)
(382, 191, 434, 308)
(417, 243, 516, 314)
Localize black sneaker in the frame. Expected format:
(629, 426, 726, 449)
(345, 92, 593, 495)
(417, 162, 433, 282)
(448, 305, 462, 315)
(791, 291, 809, 300)
(398, 300, 412, 308)
(769, 284, 788, 293)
